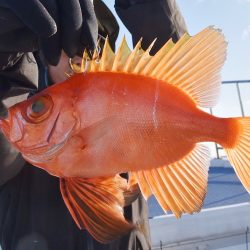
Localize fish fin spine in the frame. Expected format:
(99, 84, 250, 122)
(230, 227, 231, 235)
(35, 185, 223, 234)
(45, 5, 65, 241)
(224, 117, 250, 192)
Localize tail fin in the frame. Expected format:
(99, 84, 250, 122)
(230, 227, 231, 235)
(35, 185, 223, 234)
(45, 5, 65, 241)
(224, 118, 250, 192)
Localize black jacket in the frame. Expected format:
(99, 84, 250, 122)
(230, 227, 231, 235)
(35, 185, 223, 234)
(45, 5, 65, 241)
(0, 0, 187, 249)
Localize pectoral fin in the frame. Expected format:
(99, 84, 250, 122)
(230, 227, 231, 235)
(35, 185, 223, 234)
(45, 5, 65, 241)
(60, 175, 134, 243)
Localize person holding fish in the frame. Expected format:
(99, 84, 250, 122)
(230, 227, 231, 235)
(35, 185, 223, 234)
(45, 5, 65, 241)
(0, 0, 188, 249)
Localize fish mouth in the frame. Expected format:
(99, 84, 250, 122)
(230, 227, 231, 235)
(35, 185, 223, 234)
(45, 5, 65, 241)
(23, 136, 69, 163)
(23, 112, 78, 164)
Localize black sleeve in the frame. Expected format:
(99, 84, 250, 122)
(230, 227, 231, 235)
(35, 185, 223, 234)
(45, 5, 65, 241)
(0, 52, 38, 99)
(94, 0, 119, 51)
(115, 0, 187, 54)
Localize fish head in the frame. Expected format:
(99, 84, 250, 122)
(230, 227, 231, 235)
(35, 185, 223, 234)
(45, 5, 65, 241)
(0, 89, 80, 165)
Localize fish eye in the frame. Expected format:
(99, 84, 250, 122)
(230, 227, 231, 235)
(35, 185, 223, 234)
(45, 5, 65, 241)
(26, 95, 53, 123)
(31, 99, 45, 113)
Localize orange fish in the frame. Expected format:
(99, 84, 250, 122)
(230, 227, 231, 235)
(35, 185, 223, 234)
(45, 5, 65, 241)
(1, 27, 249, 243)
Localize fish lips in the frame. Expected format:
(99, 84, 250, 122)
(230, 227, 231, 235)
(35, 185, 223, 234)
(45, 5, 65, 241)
(23, 134, 70, 164)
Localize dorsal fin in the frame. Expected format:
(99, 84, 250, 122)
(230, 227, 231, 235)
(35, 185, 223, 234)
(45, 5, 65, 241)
(71, 27, 227, 108)
(112, 36, 131, 71)
(100, 38, 115, 71)
(124, 39, 144, 73)
(160, 27, 227, 108)
(132, 39, 156, 74)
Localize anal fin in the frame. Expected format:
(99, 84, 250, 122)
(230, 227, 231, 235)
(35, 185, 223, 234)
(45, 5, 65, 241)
(131, 144, 210, 217)
(60, 175, 133, 243)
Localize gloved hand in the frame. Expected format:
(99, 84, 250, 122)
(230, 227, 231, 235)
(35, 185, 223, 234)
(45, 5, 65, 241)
(115, 0, 187, 54)
(0, 101, 7, 119)
(0, 0, 98, 65)
(115, 0, 155, 9)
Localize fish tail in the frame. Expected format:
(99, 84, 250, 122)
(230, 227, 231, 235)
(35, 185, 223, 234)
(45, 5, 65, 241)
(223, 117, 250, 192)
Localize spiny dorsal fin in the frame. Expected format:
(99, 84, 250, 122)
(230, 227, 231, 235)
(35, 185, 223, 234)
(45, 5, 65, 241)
(141, 38, 175, 76)
(60, 175, 133, 243)
(71, 27, 227, 108)
(132, 39, 156, 74)
(112, 36, 131, 71)
(124, 39, 144, 73)
(90, 43, 101, 72)
(130, 144, 210, 218)
(100, 38, 115, 71)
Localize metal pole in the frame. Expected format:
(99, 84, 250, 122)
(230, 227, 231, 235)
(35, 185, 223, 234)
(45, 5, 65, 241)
(246, 227, 249, 250)
(236, 82, 245, 117)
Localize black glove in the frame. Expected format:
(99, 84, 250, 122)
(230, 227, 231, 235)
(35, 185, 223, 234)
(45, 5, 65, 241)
(115, 0, 155, 9)
(115, 0, 187, 54)
(0, 0, 98, 65)
(0, 101, 7, 119)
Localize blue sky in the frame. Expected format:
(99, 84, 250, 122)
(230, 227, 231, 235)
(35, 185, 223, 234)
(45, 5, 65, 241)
(178, 0, 250, 81)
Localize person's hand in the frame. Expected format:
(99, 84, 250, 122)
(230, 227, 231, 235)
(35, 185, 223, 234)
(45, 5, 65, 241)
(0, 0, 98, 65)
